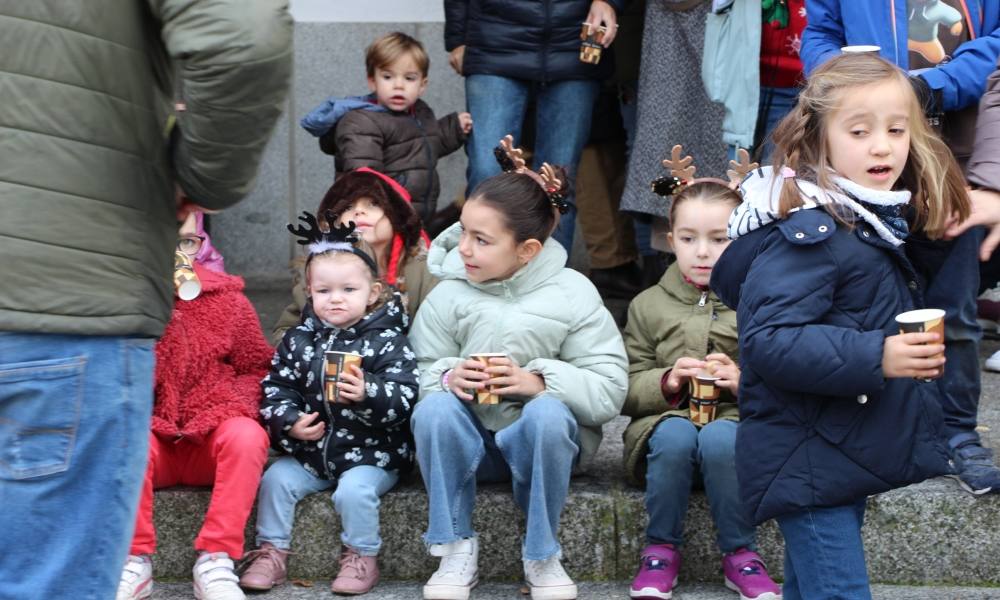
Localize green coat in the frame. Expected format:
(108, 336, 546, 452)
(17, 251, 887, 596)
(410, 223, 628, 466)
(0, 0, 292, 337)
(622, 263, 740, 486)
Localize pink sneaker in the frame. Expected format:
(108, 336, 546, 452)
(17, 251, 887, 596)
(330, 546, 379, 595)
(238, 543, 288, 591)
(723, 548, 781, 600)
(630, 544, 679, 599)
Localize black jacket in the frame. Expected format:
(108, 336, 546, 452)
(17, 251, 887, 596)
(445, 0, 625, 82)
(261, 293, 417, 480)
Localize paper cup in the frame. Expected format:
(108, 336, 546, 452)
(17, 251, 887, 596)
(324, 351, 363, 403)
(579, 22, 607, 64)
(470, 352, 507, 405)
(895, 308, 946, 380)
(173, 251, 201, 301)
(688, 374, 721, 425)
(841, 45, 881, 54)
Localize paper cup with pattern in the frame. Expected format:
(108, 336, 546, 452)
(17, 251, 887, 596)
(173, 251, 201, 301)
(579, 22, 607, 64)
(470, 352, 507, 405)
(895, 308, 946, 381)
(688, 373, 721, 425)
(324, 351, 363, 404)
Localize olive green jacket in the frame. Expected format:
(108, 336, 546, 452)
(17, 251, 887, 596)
(622, 263, 740, 486)
(0, 0, 292, 337)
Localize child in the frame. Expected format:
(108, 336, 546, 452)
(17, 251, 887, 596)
(623, 158, 781, 600)
(270, 167, 436, 344)
(409, 139, 628, 600)
(712, 53, 969, 599)
(116, 211, 274, 600)
(240, 215, 418, 596)
(301, 31, 473, 224)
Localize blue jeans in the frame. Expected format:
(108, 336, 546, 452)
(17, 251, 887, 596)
(728, 85, 800, 164)
(464, 74, 601, 252)
(644, 418, 755, 553)
(255, 456, 398, 556)
(411, 392, 580, 560)
(0, 333, 155, 600)
(776, 499, 871, 600)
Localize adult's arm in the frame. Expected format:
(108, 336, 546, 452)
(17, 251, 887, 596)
(444, 0, 468, 51)
(921, 24, 1000, 111)
(801, 0, 846, 74)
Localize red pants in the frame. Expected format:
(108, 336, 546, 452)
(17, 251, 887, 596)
(130, 416, 269, 558)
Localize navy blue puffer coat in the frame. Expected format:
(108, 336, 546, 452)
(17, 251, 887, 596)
(444, 0, 625, 82)
(711, 208, 951, 525)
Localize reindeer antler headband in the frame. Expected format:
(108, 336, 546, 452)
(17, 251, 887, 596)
(651, 145, 759, 198)
(493, 135, 570, 214)
(287, 210, 379, 274)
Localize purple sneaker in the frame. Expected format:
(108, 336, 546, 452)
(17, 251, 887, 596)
(723, 548, 781, 600)
(630, 544, 679, 599)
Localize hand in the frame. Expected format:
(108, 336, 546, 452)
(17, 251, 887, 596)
(448, 45, 466, 75)
(447, 359, 491, 402)
(882, 332, 946, 379)
(664, 357, 706, 395)
(945, 188, 1000, 261)
(458, 112, 473, 134)
(705, 353, 740, 395)
(483, 356, 546, 397)
(586, 0, 618, 47)
(289, 412, 326, 441)
(337, 364, 365, 403)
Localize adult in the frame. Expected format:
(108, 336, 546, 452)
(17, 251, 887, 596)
(0, 2, 292, 599)
(445, 0, 623, 252)
(801, 0, 1000, 494)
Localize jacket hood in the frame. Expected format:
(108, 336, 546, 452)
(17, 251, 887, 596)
(427, 222, 567, 296)
(300, 289, 409, 336)
(300, 93, 386, 137)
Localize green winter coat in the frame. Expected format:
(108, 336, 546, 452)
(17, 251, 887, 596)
(0, 0, 292, 337)
(622, 263, 740, 486)
(410, 222, 628, 466)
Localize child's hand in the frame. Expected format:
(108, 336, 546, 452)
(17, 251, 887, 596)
(448, 45, 466, 75)
(337, 364, 365, 403)
(882, 332, 946, 379)
(664, 357, 706, 395)
(447, 359, 491, 402)
(484, 356, 546, 397)
(705, 353, 740, 396)
(289, 412, 326, 441)
(458, 112, 473, 134)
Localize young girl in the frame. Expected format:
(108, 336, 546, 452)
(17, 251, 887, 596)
(713, 53, 969, 599)
(270, 167, 436, 343)
(240, 215, 417, 596)
(409, 145, 628, 600)
(116, 211, 274, 600)
(623, 172, 781, 600)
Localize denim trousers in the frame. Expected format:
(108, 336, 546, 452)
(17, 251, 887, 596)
(255, 456, 398, 556)
(464, 74, 601, 252)
(644, 418, 755, 553)
(410, 392, 580, 560)
(776, 499, 871, 600)
(0, 332, 155, 600)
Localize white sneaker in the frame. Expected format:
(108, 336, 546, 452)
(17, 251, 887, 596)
(193, 552, 245, 600)
(423, 538, 479, 600)
(986, 349, 1000, 372)
(116, 555, 153, 600)
(524, 555, 578, 600)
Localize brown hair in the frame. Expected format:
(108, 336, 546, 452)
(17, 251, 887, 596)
(318, 171, 423, 255)
(770, 53, 968, 238)
(668, 180, 742, 229)
(366, 32, 429, 78)
(468, 170, 570, 244)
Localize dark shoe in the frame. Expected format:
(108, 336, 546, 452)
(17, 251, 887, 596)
(591, 261, 644, 300)
(948, 432, 1000, 495)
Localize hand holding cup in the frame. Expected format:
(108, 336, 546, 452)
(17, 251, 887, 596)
(704, 353, 740, 395)
(664, 357, 707, 395)
(882, 332, 945, 379)
(482, 355, 545, 398)
(447, 359, 491, 402)
(336, 364, 366, 403)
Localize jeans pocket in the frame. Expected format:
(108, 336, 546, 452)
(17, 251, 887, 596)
(0, 356, 85, 480)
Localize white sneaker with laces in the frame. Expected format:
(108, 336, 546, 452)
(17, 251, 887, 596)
(423, 537, 479, 600)
(524, 555, 578, 600)
(985, 349, 1000, 372)
(193, 552, 245, 600)
(116, 555, 153, 600)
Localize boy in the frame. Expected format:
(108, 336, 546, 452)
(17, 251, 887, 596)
(302, 32, 472, 226)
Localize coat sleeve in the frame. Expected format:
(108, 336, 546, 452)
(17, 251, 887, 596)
(437, 112, 467, 157)
(349, 332, 419, 429)
(919, 24, 1000, 111)
(622, 299, 670, 419)
(524, 289, 628, 428)
(801, 0, 847, 75)
(966, 59, 1000, 191)
(148, 0, 292, 209)
(444, 0, 468, 51)
(334, 111, 386, 172)
(260, 334, 309, 455)
(739, 235, 886, 396)
(410, 291, 464, 394)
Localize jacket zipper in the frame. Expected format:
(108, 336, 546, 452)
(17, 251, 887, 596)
(698, 291, 708, 307)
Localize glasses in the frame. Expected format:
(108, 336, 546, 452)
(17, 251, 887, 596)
(177, 235, 205, 256)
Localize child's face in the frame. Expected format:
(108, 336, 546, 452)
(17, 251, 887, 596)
(825, 79, 911, 191)
(338, 197, 394, 248)
(367, 53, 428, 112)
(457, 200, 531, 283)
(667, 198, 734, 288)
(307, 254, 381, 328)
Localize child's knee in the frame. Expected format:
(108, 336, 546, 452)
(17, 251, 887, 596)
(412, 392, 465, 430)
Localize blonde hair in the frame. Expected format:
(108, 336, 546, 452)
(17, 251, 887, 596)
(366, 32, 429, 78)
(770, 53, 968, 239)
